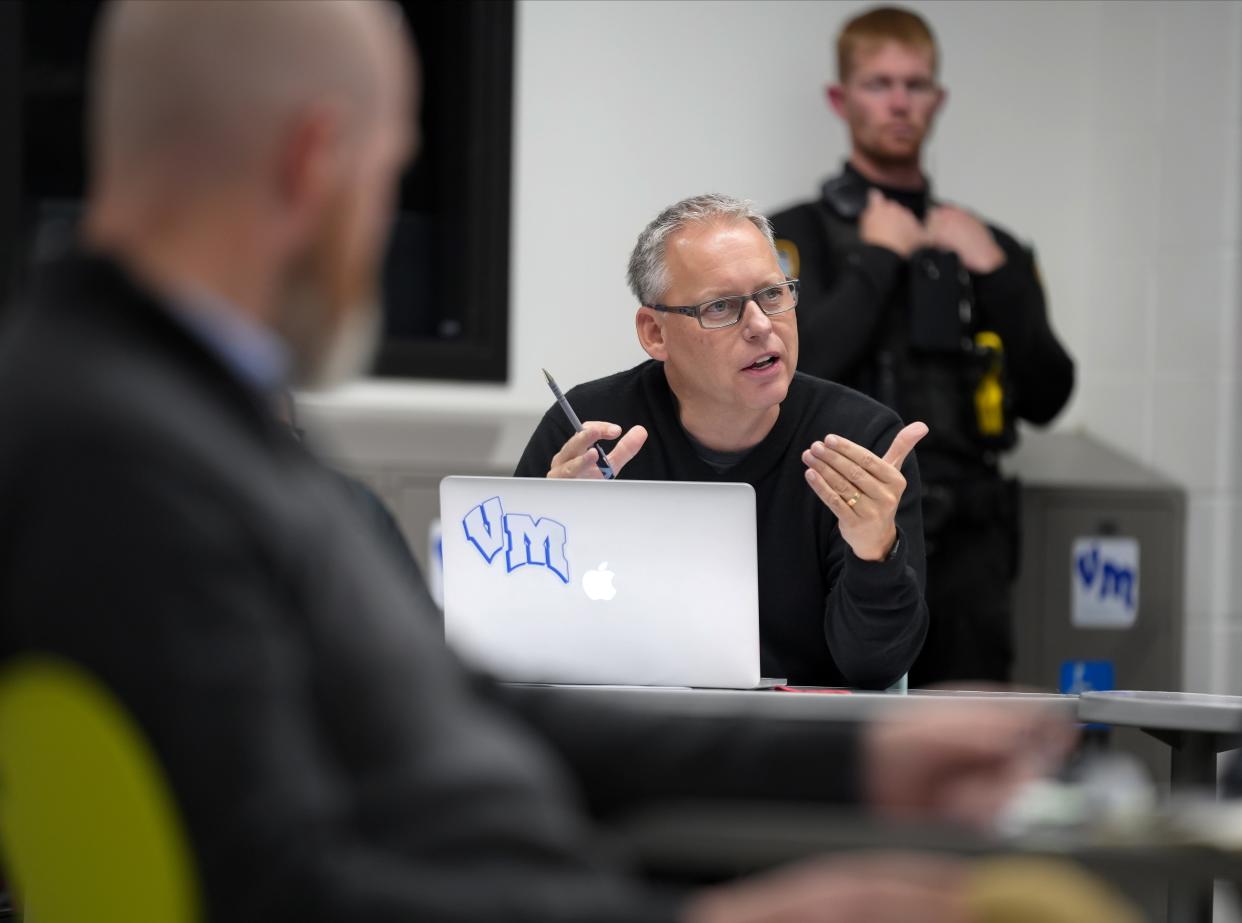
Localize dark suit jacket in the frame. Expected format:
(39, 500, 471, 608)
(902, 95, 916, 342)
(0, 254, 863, 921)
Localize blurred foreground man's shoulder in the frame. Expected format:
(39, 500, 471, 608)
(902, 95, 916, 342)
(0, 2, 679, 919)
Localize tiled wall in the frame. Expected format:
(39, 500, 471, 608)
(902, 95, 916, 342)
(1073, 2, 1242, 693)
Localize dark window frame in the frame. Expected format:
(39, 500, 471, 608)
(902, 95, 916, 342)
(376, 0, 513, 383)
(0, 0, 514, 385)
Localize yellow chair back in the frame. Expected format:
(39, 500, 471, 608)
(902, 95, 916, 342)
(0, 657, 200, 922)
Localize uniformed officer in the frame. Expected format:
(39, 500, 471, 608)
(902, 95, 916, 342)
(769, 6, 1074, 684)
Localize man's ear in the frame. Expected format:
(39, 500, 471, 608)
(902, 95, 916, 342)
(827, 83, 848, 119)
(931, 85, 948, 118)
(635, 307, 668, 361)
(277, 103, 344, 237)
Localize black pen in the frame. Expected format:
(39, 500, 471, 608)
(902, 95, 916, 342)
(542, 368, 615, 479)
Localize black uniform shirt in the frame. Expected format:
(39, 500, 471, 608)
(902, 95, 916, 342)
(771, 165, 1075, 485)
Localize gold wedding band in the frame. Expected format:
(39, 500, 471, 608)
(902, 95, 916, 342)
(846, 492, 860, 508)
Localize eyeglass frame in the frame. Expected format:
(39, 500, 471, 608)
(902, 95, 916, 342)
(643, 279, 800, 330)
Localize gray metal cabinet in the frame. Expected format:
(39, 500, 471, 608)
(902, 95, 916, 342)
(1008, 431, 1185, 695)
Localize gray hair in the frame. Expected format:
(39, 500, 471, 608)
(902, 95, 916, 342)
(626, 194, 778, 305)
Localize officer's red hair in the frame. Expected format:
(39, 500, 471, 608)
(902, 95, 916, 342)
(837, 6, 938, 83)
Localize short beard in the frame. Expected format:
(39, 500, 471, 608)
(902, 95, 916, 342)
(309, 296, 382, 390)
(859, 143, 922, 172)
(272, 275, 383, 391)
(854, 125, 929, 176)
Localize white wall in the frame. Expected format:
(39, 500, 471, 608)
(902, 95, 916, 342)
(1063, 1, 1242, 692)
(303, 0, 1242, 692)
(308, 0, 1108, 416)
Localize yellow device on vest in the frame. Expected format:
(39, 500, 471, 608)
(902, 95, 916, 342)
(974, 331, 1006, 437)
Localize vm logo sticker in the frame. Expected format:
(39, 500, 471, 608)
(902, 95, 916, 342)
(462, 496, 570, 584)
(1071, 536, 1139, 629)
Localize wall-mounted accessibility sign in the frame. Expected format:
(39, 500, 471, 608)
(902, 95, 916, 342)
(1071, 536, 1139, 629)
(1059, 659, 1115, 695)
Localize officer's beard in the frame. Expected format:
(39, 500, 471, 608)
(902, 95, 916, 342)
(861, 146, 921, 172)
(857, 130, 927, 174)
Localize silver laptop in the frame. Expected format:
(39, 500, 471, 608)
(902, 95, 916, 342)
(439, 476, 760, 688)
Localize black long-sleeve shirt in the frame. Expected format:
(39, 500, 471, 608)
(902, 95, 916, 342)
(515, 360, 928, 688)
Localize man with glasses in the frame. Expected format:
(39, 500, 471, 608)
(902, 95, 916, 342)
(769, 7, 1074, 685)
(516, 194, 929, 689)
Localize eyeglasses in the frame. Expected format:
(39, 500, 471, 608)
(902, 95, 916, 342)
(645, 279, 800, 330)
(855, 76, 939, 98)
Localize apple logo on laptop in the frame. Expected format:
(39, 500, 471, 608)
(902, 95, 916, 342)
(582, 562, 617, 601)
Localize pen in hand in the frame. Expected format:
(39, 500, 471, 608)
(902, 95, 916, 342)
(542, 368, 616, 479)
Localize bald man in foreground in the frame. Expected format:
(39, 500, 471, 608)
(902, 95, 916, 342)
(0, 3, 1073, 921)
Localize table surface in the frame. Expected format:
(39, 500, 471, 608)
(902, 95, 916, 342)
(1078, 690, 1242, 735)
(510, 683, 1079, 721)
(513, 684, 1242, 735)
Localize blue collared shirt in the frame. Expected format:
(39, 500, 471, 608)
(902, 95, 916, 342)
(165, 288, 291, 397)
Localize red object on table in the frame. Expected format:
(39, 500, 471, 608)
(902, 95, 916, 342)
(772, 685, 853, 694)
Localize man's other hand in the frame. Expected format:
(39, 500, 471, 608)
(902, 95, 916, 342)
(864, 702, 1077, 831)
(859, 188, 927, 258)
(683, 853, 972, 923)
(801, 421, 928, 562)
(926, 205, 1006, 273)
(546, 422, 648, 478)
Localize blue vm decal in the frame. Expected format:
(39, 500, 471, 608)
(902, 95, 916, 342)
(1075, 546, 1136, 609)
(462, 496, 570, 584)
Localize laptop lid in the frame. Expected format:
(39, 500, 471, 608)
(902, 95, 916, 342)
(439, 476, 760, 688)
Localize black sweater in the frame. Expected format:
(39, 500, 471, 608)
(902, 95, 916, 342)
(515, 361, 929, 688)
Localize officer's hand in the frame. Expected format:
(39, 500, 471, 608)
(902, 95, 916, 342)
(547, 422, 648, 479)
(801, 421, 928, 561)
(859, 188, 926, 258)
(926, 205, 1006, 273)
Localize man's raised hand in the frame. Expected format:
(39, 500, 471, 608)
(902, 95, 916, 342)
(801, 422, 929, 561)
